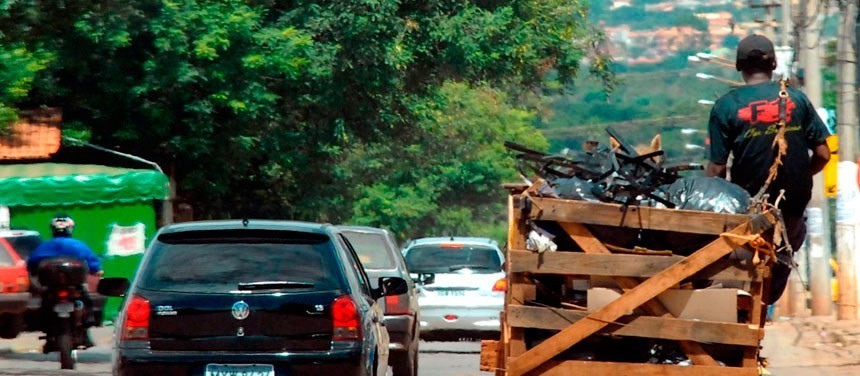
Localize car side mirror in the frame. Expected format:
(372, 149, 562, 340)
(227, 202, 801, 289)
(373, 277, 408, 299)
(411, 273, 435, 286)
(97, 277, 130, 297)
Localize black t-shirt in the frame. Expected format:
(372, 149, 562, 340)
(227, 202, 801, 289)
(708, 81, 829, 215)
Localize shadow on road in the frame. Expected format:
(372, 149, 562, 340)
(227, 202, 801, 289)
(419, 340, 482, 354)
(0, 349, 111, 364)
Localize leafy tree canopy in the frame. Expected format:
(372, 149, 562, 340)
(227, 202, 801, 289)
(0, 0, 611, 241)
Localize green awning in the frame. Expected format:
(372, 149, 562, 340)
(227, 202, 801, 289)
(0, 163, 169, 207)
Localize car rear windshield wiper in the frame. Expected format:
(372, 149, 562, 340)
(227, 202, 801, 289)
(448, 264, 496, 272)
(237, 281, 315, 290)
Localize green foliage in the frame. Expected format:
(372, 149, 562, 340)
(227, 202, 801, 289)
(537, 65, 730, 164)
(346, 82, 547, 240)
(0, 43, 52, 130)
(0, 0, 609, 242)
(600, 7, 708, 31)
(722, 34, 740, 49)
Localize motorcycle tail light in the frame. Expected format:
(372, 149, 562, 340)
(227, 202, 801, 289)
(57, 290, 69, 300)
(122, 295, 150, 340)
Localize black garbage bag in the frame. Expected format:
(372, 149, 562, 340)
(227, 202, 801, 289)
(666, 177, 751, 214)
(553, 177, 601, 201)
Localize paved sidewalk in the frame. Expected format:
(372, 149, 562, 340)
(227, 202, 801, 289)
(762, 315, 860, 375)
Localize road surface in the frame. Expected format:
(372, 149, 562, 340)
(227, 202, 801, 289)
(0, 328, 492, 375)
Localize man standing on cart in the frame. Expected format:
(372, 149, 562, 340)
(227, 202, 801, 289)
(705, 34, 831, 304)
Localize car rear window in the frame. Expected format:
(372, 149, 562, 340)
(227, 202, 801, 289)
(138, 230, 341, 293)
(405, 243, 502, 274)
(341, 231, 396, 269)
(0, 244, 14, 267)
(4, 235, 41, 259)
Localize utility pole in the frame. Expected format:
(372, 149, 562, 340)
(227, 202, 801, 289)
(780, 0, 791, 47)
(840, 3, 859, 164)
(771, 0, 796, 319)
(836, 0, 859, 320)
(752, 1, 781, 41)
(798, 0, 832, 317)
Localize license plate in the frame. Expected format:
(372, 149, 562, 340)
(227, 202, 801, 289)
(53, 302, 75, 314)
(437, 290, 465, 297)
(205, 364, 275, 376)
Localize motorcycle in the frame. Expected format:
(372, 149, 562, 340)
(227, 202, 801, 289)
(34, 257, 91, 370)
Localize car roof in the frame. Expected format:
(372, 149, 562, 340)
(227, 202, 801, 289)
(336, 225, 390, 235)
(0, 229, 41, 238)
(159, 219, 333, 235)
(407, 237, 499, 247)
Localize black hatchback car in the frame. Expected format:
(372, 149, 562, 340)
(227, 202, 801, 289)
(339, 226, 419, 376)
(98, 220, 407, 376)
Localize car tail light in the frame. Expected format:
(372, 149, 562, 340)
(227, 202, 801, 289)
(15, 276, 28, 292)
(332, 295, 361, 341)
(385, 294, 410, 315)
(122, 295, 150, 340)
(492, 278, 507, 292)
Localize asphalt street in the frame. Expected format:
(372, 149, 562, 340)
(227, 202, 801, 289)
(0, 328, 492, 376)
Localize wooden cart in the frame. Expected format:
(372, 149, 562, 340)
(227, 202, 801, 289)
(480, 182, 779, 376)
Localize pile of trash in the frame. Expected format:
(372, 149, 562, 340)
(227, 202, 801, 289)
(507, 127, 750, 214)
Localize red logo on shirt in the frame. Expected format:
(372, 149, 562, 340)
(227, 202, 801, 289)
(737, 98, 796, 125)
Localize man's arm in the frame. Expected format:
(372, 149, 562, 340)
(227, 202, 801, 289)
(73, 241, 103, 276)
(706, 162, 727, 178)
(707, 100, 732, 179)
(810, 142, 830, 175)
(83, 251, 103, 276)
(26, 242, 50, 275)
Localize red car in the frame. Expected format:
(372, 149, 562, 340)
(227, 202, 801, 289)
(0, 237, 30, 338)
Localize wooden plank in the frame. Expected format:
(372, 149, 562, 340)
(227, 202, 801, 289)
(528, 196, 750, 235)
(507, 194, 533, 361)
(528, 360, 760, 376)
(561, 222, 720, 366)
(480, 340, 500, 372)
(508, 250, 756, 282)
(506, 305, 763, 346)
(506, 213, 774, 376)
(742, 263, 770, 368)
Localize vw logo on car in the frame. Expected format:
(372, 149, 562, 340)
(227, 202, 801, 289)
(232, 301, 250, 320)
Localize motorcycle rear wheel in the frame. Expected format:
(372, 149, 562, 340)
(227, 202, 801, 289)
(58, 333, 75, 370)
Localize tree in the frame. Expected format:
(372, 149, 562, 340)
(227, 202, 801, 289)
(1, 0, 611, 241)
(345, 82, 547, 239)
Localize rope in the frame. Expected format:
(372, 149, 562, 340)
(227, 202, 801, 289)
(753, 79, 791, 201)
(720, 233, 776, 265)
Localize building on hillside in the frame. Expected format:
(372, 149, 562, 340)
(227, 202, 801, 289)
(610, 0, 632, 10)
(696, 11, 736, 50)
(645, 2, 675, 12)
(604, 25, 708, 65)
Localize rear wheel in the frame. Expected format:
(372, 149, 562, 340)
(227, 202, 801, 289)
(392, 342, 418, 376)
(58, 333, 75, 370)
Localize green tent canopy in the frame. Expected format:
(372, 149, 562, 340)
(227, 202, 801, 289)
(0, 163, 169, 207)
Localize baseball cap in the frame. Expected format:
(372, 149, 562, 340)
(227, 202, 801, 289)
(736, 34, 776, 71)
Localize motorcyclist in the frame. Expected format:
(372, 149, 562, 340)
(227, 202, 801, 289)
(27, 214, 103, 350)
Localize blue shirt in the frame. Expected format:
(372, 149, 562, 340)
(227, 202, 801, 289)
(27, 237, 102, 274)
